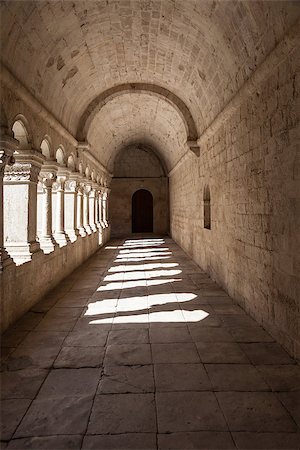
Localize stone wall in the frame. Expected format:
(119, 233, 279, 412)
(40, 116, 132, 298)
(0, 228, 110, 332)
(110, 145, 169, 237)
(170, 46, 300, 359)
(110, 178, 169, 237)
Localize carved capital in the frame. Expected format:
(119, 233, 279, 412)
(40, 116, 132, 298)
(4, 162, 40, 183)
(39, 171, 56, 189)
(65, 179, 79, 193)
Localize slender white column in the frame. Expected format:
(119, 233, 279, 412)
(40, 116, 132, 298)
(89, 186, 97, 232)
(83, 183, 92, 234)
(99, 190, 105, 228)
(65, 173, 80, 242)
(3, 149, 44, 264)
(77, 182, 86, 237)
(95, 189, 101, 228)
(0, 130, 17, 270)
(102, 189, 109, 228)
(53, 170, 70, 247)
(38, 167, 58, 253)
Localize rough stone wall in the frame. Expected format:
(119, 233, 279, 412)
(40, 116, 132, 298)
(113, 145, 165, 178)
(110, 145, 169, 237)
(170, 48, 300, 359)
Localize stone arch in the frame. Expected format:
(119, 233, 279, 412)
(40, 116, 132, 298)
(85, 166, 90, 179)
(78, 161, 84, 174)
(11, 115, 31, 149)
(67, 154, 76, 171)
(76, 83, 200, 152)
(40, 136, 52, 159)
(56, 146, 65, 165)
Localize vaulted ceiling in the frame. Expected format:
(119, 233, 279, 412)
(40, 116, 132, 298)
(1, 0, 299, 171)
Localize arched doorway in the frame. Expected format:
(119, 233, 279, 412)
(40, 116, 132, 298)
(132, 189, 153, 233)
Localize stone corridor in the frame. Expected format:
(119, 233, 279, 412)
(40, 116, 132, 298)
(1, 237, 300, 449)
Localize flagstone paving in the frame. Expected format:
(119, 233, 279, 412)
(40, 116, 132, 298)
(1, 237, 299, 449)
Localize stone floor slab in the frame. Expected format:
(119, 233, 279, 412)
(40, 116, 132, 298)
(87, 393, 156, 434)
(216, 392, 297, 432)
(158, 432, 235, 449)
(152, 343, 200, 364)
(37, 368, 100, 398)
(0, 368, 49, 399)
(104, 343, 152, 365)
(205, 364, 270, 391)
(228, 327, 275, 342)
(98, 364, 154, 393)
(7, 436, 82, 449)
(64, 329, 108, 347)
(150, 326, 191, 343)
(276, 392, 300, 428)
(5, 345, 61, 370)
(19, 331, 67, 348)
(240, 343, 295, 365)
(107, 328, 149, 344)
(156, 391, 227, 432)
(14, 396, 93, 437)
(195, 342, 249, 363)
(189, 327, 234, 342)
(154, 363, 211, 392)
(0, 399, 31, 440)
(257, 364, 300, 391)
(82, 433, 157, 449)
(232, 432, 300, 449)
(54, 346, 104, 368)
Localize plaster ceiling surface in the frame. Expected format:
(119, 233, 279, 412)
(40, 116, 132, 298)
(1, 0, 299, 170)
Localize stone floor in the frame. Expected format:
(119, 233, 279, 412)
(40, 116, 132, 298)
(1, 237, 299, 449)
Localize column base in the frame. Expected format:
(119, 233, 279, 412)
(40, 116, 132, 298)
(5, 241, 41, 265)
(54, 232, 70, 247)
(90, 224, 98, 233)
(39, 236, 58, 254)
(79, 227, 87, 237)
(0, 248, 14, 271)
(84, 225, 92, 235)
(66, 230, 80, 243)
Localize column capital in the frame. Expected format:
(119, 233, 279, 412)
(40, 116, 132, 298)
(0, 132, 18, 173)
(4, 149, 45, 184)
(54, 168, 70, 191)
(66, 171, 81, 192)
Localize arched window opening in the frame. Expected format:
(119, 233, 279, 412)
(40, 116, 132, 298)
(56, 147, 65, 165)
(132, 189, 153, 233)
(40, 138, 51, 159)
(12, 120, 29, 149)
(203, 185, 211, 230)
(67, 155, 75, 171)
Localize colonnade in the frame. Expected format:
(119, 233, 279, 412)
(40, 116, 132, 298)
(0, 127, 110, 268)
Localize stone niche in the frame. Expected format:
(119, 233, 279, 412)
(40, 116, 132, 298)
(110, 144, 169, 237)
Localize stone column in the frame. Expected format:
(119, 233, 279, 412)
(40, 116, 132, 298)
(102, 189, 109, 228)
(0, 130, 17, 270)
(3, 149, 45, 264)
(53, 169, 70, 247)
(83, 182, 92, 234)
(39, 167, 58, 253)
(76, 181, 86, 237)
(99, 189, 105, 228)
(89, 185, 97, 232)
(65, 173, 80, 242)
(95, 188, 101, 229)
